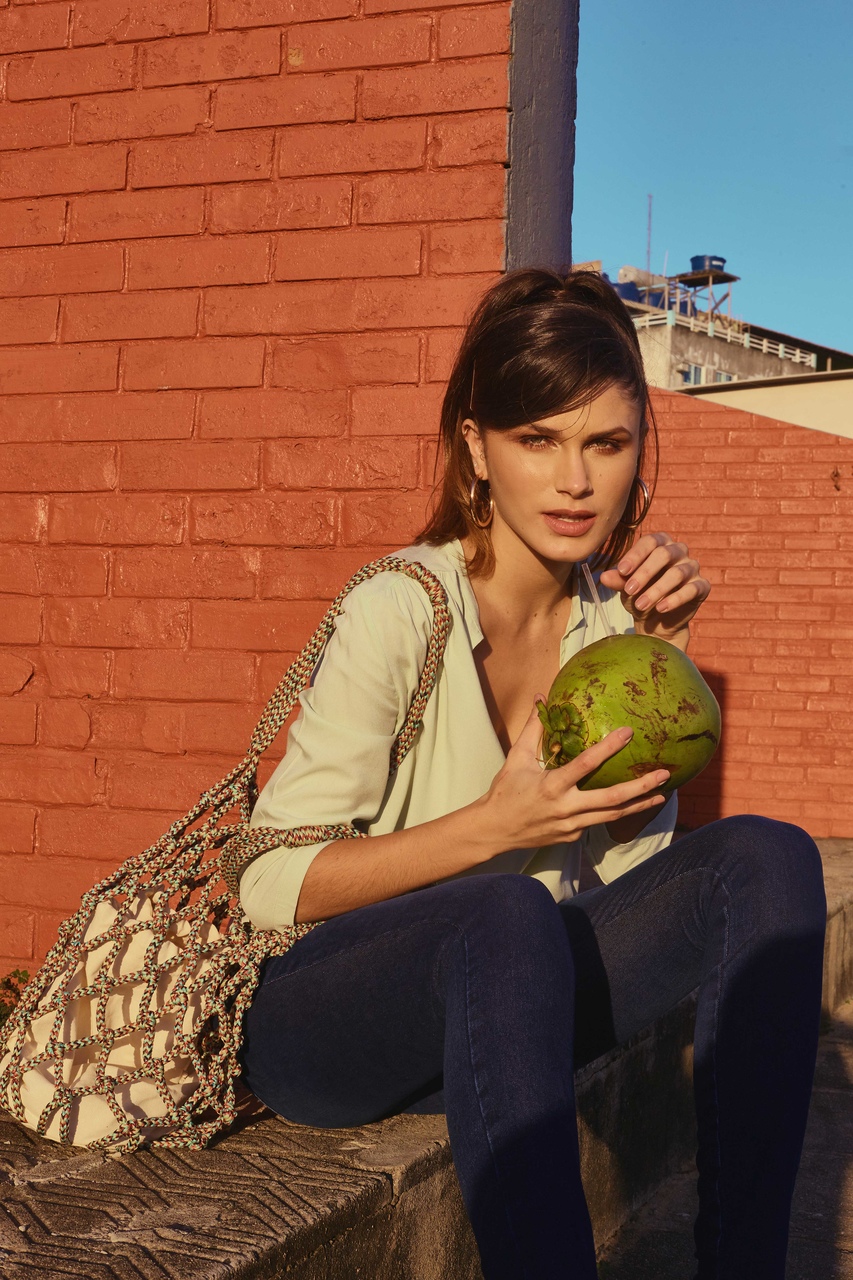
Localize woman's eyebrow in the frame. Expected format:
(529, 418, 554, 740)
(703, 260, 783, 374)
(524, 422, 636, 438)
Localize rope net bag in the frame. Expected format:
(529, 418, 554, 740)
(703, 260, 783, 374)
(0, 558, 451, 1154)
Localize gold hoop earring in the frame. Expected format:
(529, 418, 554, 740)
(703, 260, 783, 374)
(620, 476, 651, 529)
(468, 476, 494, 529)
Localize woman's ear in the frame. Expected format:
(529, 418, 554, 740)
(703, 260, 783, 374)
(461, 418, 488, 481)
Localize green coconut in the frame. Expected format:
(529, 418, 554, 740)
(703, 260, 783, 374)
(537, 634, 721, 791)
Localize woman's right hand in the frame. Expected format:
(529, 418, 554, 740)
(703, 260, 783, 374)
(480, 698, 670, 852)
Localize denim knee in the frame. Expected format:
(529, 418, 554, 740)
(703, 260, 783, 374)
(710, 814, 826, 936)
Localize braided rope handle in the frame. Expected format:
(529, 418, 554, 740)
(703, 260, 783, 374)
(219, 555, 452, 898)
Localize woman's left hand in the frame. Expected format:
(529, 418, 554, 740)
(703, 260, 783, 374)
(598, 532, 710, 650)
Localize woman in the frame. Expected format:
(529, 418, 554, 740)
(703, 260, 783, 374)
(238, 269, 826, 1279)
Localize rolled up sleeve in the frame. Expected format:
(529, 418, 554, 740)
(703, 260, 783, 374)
(238, 574, 433, 931)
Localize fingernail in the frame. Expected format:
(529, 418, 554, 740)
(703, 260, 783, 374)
(626, 580, 638, 595)
(656, 770, 670, 782)
(619, 727, 633, 740)
(636, 595, 650, 609)
(618, 560, 630, 573)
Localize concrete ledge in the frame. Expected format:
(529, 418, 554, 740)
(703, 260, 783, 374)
(1, 839, 850, 1279)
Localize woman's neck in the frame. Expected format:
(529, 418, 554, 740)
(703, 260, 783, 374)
(461, 527, 576, 635)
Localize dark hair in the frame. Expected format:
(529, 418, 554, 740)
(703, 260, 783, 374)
(414, 267, 659, 577)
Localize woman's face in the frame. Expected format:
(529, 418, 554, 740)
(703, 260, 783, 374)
(462, 382, 643, 568)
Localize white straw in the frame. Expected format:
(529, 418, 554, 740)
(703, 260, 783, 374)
(581, 562, 615, 637)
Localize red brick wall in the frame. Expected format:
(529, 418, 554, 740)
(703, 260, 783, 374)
(0, 1, 510, 969)
(651, 392, 853, 840)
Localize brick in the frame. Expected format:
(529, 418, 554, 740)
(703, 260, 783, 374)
(0, 391, 194, 442)
(0, 345, 118, 395)
(181, 701, 270, 755)
(0, 297, 58, 344)
(0, 3, 68, 55)
(359, 166, 504, 223)
(266, 437, 418, 490)
(46, 598, 187, 647)
(70, 187, 204, 243)
(38, 698, 92, 748)
(286, 14, 431, 73)
(122, 337, 265, 390)
(0, 702, 37, 745)
(72, 0, 209, 45)
(0, 905, 35, 957)
(217, 0, 355, 27)
(275, 226, 421, 280)
(0, 855, 114, 910)
(431, 110, 508, 166)
(0, 498, 46, 545)
(127, 234, 269, 289)
(209, 176, 351, 232)
(438, 4, 509, 57)
(198, 387, 346, 437)
(0, 597, 40, 643)
(215, 70, 355, 130)
(1, 442, 116, 493)
(62, 290, 198, 341)
(143, 28, 280, 88)
(38, 805, 178, 860)
(0, 99, 70, 150)
(0, 805, 36, 855)
(191, 598, 325, 650)
(7, 45, 134, 100)
(0, 243, 122, 296)
(0, 654, 35, 696)
(341, 488, 431, 545)
(351, 383, 445, 435)
(74, 86, 207, 145)
(362, 57, 508, 119)
(131, 130, 273, 188)
(112, 649, 254, 701)
(278, 118, 425, 177)
(115, 547, 257, 598)
(0, 749, 101, 805)
(120, 440, 259, 490)
(49, 494, 185, 544)
(108, 756, 237, 811)
(0, 546, 108, 595)
(429, 219, 504, 273)
(259, 545, 372, 598)
(39, 647, 110, 697)
(205, 273, 493, 334)
(366, 0, 495, 9)
(0, 142, 127, 200)
(190, 492, 335, 545)
(0, 197, 66, 249)
(271, 333, 419, 389)
(425, 327, 463, 380)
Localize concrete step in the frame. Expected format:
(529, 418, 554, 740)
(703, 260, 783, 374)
(0, 838, 850, 1279)
(597, 997, 853, 1279)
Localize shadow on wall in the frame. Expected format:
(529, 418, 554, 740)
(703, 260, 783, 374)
(675, 669, 726, 835)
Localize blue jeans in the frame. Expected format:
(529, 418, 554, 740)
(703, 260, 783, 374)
(238, 815, 826, 1279)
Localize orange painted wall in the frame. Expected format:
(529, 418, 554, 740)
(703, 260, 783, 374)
(0, 1, 511, 968)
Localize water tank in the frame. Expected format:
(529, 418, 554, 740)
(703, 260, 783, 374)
(690, 254, 726, 273)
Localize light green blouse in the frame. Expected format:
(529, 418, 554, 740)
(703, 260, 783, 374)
(239, 538, 677, 931)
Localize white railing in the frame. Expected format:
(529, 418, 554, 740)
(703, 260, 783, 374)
(633, 311, 817, 368)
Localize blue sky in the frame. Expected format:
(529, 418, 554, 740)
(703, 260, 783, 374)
(571, 0, 853, 353)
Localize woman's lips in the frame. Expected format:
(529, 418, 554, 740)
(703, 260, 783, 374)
(543, 512, 596, 537)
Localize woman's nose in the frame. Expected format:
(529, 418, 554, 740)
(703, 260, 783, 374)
(555, 453, 592, 497)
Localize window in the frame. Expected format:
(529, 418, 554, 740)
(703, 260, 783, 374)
(680, 363, 704, 386)
(713, 370, 734, 383)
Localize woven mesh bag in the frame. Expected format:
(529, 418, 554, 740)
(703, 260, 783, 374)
(0, 557, 450, 1154)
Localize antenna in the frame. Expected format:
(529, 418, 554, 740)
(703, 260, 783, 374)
(646, 194, 652, 277)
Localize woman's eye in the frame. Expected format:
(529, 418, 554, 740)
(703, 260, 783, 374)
(519, 435, 552, 449)
(588, 439, 622, 454)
